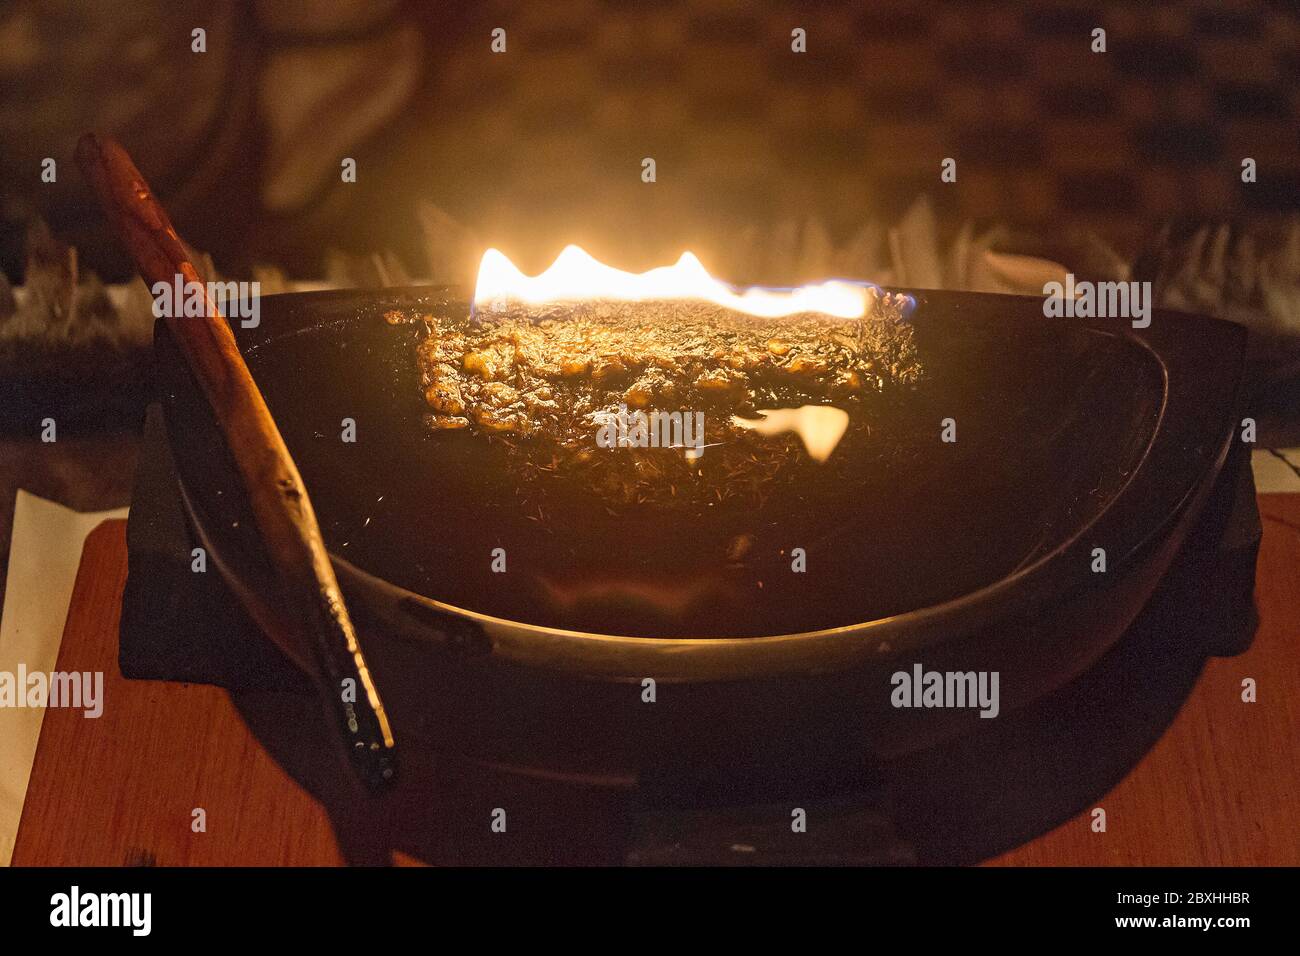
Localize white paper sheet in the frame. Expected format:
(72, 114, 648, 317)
(0, 491, 127, 866)
(1251, 448, 1300, 493)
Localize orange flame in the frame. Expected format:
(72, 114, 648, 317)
(473, 245, 874, 319)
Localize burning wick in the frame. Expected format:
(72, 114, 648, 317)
(474, 245, 875, 319)
(731, 406, 851, 463)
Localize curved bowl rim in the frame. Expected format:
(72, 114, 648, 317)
(185, 285, 1245, 679)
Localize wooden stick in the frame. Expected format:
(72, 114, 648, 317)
(76, 133, 396, 791)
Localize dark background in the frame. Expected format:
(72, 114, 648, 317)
(1, 0, 1297, 285)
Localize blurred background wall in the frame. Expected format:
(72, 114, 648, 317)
(0, 0, 1297, 285)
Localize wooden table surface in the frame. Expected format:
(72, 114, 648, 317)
(12, 497, 1300, 866)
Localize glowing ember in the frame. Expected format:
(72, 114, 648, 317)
(473, 245, 875, 319)
(731, 406, 851, 463)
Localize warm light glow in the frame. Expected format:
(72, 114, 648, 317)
(732, 406, 851, 463)
(473, 245, 874, 319)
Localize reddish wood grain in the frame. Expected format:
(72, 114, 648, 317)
(989, 493, 1300, 866)
(12, 499, 1300, 865)
(12, 521, 344, 866)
